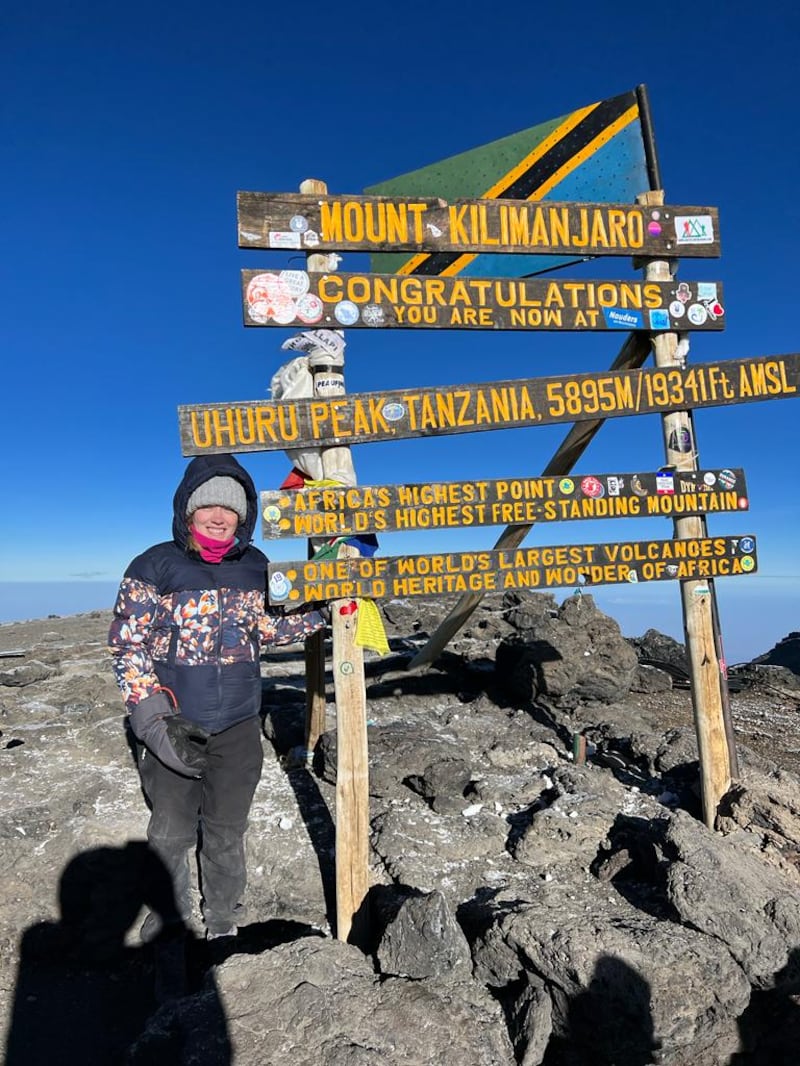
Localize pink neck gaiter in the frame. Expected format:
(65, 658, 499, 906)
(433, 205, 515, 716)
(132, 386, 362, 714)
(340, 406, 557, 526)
(191, 525, 236, 563)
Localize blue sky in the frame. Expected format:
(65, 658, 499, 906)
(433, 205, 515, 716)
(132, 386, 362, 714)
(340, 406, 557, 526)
(3, 1, 798, 663)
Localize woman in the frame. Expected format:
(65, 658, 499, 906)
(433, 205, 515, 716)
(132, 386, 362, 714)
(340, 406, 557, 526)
(109, 454, 327, 941)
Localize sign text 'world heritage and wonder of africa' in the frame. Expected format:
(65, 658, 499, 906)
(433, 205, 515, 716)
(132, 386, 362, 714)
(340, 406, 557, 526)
(266, 535, 758, 604)
(179, 354, 799, 456)
(260, 468, 747, 539)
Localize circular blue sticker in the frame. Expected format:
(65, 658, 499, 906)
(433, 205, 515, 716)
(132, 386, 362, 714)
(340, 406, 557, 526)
(269, 572, 292, 602)
(334, 300, 359, 326)
(382, 402, 405, 422)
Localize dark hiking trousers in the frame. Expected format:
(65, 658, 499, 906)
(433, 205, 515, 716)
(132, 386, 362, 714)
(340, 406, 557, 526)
(137, 715, 264, 936)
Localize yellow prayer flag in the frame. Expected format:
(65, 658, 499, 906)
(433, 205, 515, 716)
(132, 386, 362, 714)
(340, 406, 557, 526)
(354, 599, 390, 656)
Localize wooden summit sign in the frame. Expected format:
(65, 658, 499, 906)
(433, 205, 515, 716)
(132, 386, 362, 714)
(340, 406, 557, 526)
(260, 468, 747, 539)
(237, 192, 721, 259)
(241, 269, 725, 332)
(266, 534, 758, 605)
(179, 353, 799, 455)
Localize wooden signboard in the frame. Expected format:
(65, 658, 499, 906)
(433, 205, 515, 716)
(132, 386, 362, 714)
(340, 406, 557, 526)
(241, 269, 725, 332)
(260, 468, 747, 539)
(179, 353, 799, 456)
(237, 192, 721, 259)
(266, 534, 757, 605)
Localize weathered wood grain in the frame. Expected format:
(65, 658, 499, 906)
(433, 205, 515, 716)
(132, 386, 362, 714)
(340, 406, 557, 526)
(260, 468, 747, 539)
(265, 534, 757, 605)
(237, 191, 721, 258)
(178, 354, 800, 455)
(240, 269, 725, 332)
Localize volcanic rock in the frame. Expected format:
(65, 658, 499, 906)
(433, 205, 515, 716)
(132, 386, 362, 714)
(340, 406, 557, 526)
(2, 599, 800, 1064)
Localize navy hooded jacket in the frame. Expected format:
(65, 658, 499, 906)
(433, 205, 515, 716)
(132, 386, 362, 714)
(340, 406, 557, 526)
(109, 454, 325, 734)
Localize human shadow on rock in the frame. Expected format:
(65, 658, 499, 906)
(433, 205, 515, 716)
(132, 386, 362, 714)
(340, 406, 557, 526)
(4, 842, 231, 1066)
(200, 917, 325, 967)
(590, 814, 680, 921)
(542, 954, 658, 1066)
(261, 703, 337, 928)
(730, 946, 800, 1064)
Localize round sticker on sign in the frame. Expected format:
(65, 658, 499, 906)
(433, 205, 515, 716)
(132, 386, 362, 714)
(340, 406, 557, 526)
(335, 301, 359, 326)
(739, 537, 755, 554)
(269, 572, 292, 602)
(687, 303, 708, 326)
(246, 272, 282, 324)
(270, 296, 298, 325)
(580, 476, 604, 499)
(362, 304, 386, 326)
(279, 270, 310, 298)
(246, 272, 298, 324)
(382, 402, 405, 422)
(296, 293, 324, 324)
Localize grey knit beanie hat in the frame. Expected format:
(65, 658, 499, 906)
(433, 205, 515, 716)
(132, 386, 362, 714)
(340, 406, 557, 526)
(186, 477, 247, 523)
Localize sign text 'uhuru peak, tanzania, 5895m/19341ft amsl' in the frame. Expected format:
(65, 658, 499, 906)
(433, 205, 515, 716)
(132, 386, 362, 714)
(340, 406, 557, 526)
(179, 354, 799, 455)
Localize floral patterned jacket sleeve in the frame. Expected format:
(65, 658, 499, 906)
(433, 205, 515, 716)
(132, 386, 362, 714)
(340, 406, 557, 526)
(259, 605, 327, 647)
(108, 577, 162, 707)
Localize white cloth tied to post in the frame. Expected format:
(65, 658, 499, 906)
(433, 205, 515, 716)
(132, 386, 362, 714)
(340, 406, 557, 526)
(271, 330, 356, 485)
(281, 328, 346, 368)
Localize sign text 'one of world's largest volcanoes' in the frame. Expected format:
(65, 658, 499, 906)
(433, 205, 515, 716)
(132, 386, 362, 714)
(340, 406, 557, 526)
(237, 192, 721, 258)
(179, 354, 799, 456)
(266, 535, 757, 605)
(240, 270, 725, 332)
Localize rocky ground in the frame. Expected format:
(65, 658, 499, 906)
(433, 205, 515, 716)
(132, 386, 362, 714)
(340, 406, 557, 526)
(1, 593, 800, 1064)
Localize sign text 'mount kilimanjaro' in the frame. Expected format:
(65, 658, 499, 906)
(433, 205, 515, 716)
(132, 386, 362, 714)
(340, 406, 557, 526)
(241, 270, 725, 332)
(237, 192, 721, 259)
(179, 354, 800, 456)
(260, 468, 748, 539)
(266, 535, 757, 605)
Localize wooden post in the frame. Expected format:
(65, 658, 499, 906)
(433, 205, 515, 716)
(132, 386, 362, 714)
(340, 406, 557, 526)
(330, 545, 370, 946)
(304, 628, 326, 757)
(637, 189, 734, 827)
(302, 178, 335, 758)
(299, 179, 370, 945)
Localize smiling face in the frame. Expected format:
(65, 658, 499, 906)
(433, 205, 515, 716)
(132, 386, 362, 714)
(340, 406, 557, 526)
(191, 505, 240, 541)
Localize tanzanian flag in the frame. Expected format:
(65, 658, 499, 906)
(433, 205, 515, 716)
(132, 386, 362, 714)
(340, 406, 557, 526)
(365, 87, 654, 280)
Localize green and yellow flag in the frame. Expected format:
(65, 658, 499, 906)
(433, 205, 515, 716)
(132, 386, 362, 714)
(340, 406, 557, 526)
(366, 88, 651, 279)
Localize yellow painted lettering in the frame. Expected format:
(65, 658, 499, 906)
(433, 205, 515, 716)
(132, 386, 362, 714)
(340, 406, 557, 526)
(319, 201, 342, 241)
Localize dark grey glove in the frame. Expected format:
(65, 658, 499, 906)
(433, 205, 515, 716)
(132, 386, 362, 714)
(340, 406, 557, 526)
(130, 693, 209, 778)
(165, 714, 210, 775)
